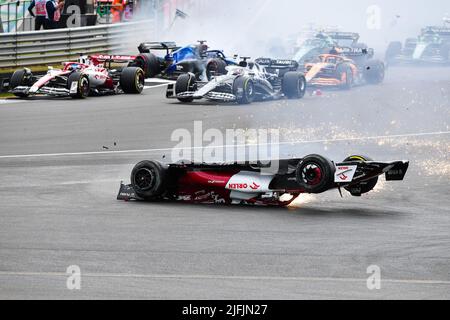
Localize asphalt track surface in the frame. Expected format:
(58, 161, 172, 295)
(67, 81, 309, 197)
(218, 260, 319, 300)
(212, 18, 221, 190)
(0, 67, 449, 299)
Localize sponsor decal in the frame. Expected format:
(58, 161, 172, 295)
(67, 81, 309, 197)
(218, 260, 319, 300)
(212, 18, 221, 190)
(228, 182, 261, 190)
(228, 183, 248, 189)
(334, 165, 357, 183)
(70, 82, 78, 93)
(275, 59, 293, 65)
(249, 182, 260, 190)
(208, 180, 226, 184)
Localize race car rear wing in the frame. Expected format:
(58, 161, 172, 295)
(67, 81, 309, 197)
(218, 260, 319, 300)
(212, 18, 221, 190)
(324, 32, 360, 42)
(255, 58, 299, 75)
(138, 42, 178, 54)
(421, 26, 450, 36)
(89, 54, 136, 64)
(334, 160, 409, 185)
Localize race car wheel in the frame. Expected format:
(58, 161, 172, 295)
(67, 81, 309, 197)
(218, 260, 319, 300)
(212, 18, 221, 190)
(233, 76, 255, 104)
(120, 67, 145, 94)
(175, 73, 197, 103)
(343, 155, 378, 196)
(295, 154, 335, 194)
(10, 69, 32, 97)
(131, 160, 168, 200)
(206, 58, 227, 80)
(67, 72, 90, 99)
(282, 72, 306, 99)
(134, 53, 160, 78)
(363, 60, 385, 85)
(385, 41, 402, 63)
(336, 64, 353, 90)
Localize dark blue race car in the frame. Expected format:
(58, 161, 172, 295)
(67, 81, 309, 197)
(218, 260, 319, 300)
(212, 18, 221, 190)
(133, 41, 237, 80)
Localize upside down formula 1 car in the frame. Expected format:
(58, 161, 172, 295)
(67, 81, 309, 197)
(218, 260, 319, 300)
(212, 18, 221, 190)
(166, 57, 306, 104)
(9, 54, 146, 99)
(117, 154, 409, 207)
(134, 41, 236, 81)
(304, 50, 384, 89)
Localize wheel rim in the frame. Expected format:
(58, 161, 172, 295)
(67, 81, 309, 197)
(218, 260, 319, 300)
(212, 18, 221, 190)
(298, 78, 305, 93)
(301, 163, 323, 186)
(134, 168, 156, 191)
(80, 78, 89, 97)
(136, 71, 144, 91)
(246, 81, 254, 97)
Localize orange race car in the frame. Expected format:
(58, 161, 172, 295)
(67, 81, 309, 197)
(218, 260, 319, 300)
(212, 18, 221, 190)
(304, 48, 385, 89)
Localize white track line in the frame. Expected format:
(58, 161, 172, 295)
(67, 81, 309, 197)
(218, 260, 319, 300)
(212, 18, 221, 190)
(0, 271, 448, 285)
(0, 99, 24, 104)
(0, 131, 448, 160)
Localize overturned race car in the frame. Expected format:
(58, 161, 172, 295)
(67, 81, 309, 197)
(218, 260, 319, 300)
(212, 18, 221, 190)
(117, 154, 409, 207)
(166, 57, 306, 104)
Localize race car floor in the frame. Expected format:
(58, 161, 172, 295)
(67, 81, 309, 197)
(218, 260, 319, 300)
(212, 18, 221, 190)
(0, 67, 449, 299)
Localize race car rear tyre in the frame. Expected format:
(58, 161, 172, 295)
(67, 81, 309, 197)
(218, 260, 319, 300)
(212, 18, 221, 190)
(131, 160, 168, 200)
(233, 76, 255, 104)
(295, 154, 335, 194)
(134, 53, 160, 78)
(67, 72, 90, 99)
(385, 41, 402, 63)
(282, 72, 306, 99)
(206, 58, 227, 80)
(10, 69, 32, 97)
(343, 155, 378, 196)
(363, 59, 385, 84)
(120, 67, 145, 94)
(175, 73, 197, 103)
(336, 64, 353, 90)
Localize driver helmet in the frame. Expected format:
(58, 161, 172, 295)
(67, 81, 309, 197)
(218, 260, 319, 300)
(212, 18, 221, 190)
(66, 63, 81, 71)
(78, 55, 90, 65)
(329, 47, 339, 55)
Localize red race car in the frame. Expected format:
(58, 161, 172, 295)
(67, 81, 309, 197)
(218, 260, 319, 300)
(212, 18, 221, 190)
(9, 54, 146, 99)
(117, 154, 409, 206)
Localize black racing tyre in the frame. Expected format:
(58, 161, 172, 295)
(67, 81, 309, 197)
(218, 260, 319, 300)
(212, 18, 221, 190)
(134, 53, 160, 78)
(336, 63, 353, 90)
(120, 67, 145, 94)
(206, 58, 227, 80)
(363, 59, 385, 84)
(295, 154, 335, 194)
(67, 72, 90, 99)
(343, 155, 378, 196)
(10, 69, 32, 97)
(282, 71, 306, 99)
(385, 41, 402, 62)
(232, 76, 255, 104)
(131, 160, 168, 200)
(175, 73, 196, 103)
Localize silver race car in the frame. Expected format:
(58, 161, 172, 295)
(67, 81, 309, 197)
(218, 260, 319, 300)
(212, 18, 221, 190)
(166, 57, 306, 104)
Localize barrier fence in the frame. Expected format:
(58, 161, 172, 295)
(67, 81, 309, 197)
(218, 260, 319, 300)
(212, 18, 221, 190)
(0, 19, 154, 69)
